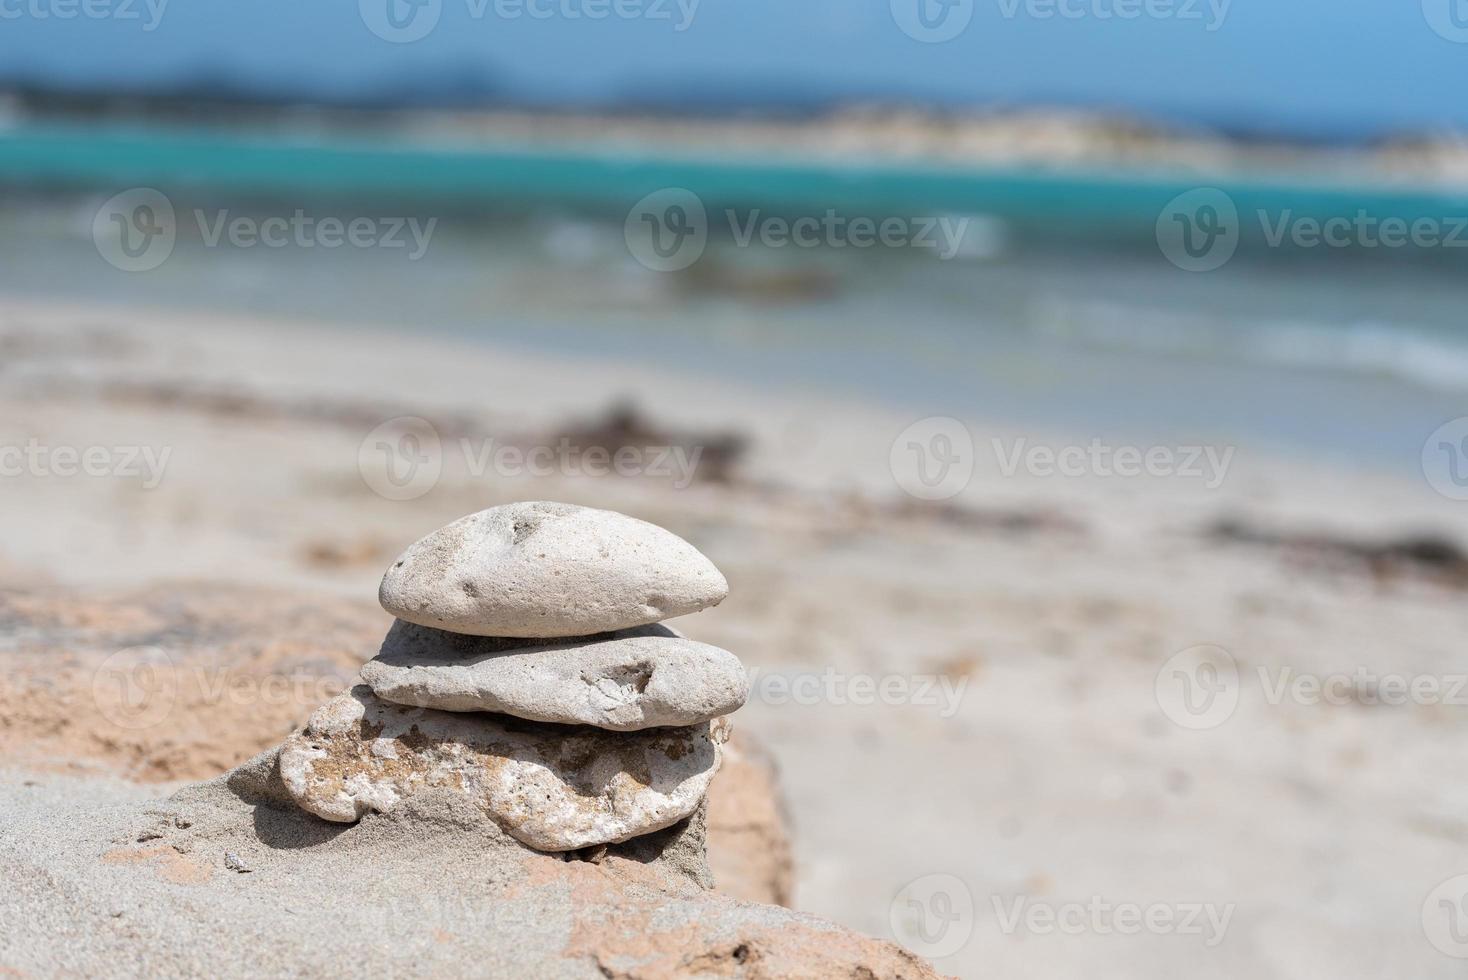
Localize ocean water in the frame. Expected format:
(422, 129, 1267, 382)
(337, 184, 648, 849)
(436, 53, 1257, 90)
(1, 121, 1465, 474)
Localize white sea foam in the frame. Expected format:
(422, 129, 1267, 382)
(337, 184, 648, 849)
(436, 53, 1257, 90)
(1034, 297, 1468, 391)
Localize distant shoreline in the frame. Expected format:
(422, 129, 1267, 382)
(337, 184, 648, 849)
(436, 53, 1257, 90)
(5, 118, 1468, 232)
(4, 99, 1468, 191)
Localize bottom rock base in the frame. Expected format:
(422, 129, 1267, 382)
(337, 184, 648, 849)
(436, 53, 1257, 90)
(279, 686, 727, 852)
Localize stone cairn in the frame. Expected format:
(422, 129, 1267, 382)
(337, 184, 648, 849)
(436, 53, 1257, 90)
(279, 501, 747, 853)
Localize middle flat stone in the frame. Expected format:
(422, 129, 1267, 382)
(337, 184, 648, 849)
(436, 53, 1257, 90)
(359, 621, 749, 731)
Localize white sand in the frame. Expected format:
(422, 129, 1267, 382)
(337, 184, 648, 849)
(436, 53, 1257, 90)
(4, 298, 1468, 977)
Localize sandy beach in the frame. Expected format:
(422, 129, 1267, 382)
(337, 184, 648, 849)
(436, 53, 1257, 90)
(3, 296, 1467, 976)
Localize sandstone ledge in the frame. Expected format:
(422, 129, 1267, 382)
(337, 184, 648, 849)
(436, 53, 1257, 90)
(0, 753, 944, 978)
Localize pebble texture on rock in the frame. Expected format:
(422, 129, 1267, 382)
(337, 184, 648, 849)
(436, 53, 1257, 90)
(359, 621, 749, 730)
(279, 686, 727, 851)
(378, 501, 728, 638)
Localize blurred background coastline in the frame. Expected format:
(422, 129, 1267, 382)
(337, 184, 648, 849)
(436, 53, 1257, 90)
(7, 4, 1468, 977)
(6, 97, 1468, 471)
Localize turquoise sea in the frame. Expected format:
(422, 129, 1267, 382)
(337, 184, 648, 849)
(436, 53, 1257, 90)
(9, 123, 1468, 240)
(1, 121, 1464, 474)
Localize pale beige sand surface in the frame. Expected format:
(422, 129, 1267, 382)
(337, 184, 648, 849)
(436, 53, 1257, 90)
(3, 299, 1466, 977)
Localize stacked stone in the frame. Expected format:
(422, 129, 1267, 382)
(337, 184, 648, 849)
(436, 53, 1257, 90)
(279, 501, 747, 853)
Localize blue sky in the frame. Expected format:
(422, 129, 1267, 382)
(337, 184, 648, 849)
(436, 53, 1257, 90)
(0, 0, 1460, 139)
